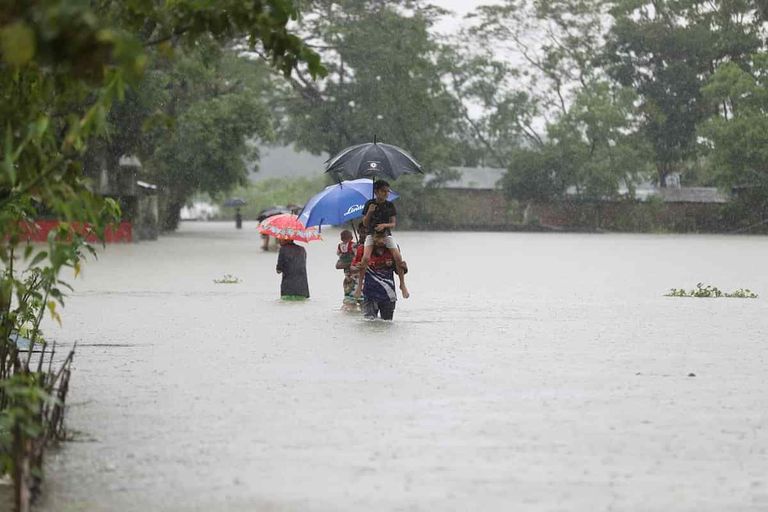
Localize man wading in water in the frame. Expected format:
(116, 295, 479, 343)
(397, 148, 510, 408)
(352, 232, 404, 320)
(356, 180, 409, 299)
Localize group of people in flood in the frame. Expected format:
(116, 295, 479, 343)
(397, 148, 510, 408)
(275, 180, 408, 320)
(339, 179, 409, 320)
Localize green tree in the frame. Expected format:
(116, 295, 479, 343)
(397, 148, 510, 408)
(85, 0, 327, 232)
(502, 82, 651, 201)
(700, 56, 768, 197)
(148, 56, 274, 229)
(263, 0, 465, 176)
(604, 0, 762, 186)
(453, 0, 609, 167)
(553, 82, 652, 199)
(459, 0, 650, 201)
(444, 46, 543, 168)
(94, 46, 278, 230)
(1, 1, 322, 507)
(501, 146, 569, 201)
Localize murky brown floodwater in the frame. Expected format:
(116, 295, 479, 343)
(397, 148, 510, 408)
(34, 222, 768, 511)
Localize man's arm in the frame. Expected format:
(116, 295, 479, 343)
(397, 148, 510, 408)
(352, 263, 365, 298)
(375, 215, 396, 232)
(362, 202, 376, 227)
(374, 203, 396, 231)
(351, 247, 364, 298)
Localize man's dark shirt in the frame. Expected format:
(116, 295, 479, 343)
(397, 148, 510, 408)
(363, 199, 396, 236)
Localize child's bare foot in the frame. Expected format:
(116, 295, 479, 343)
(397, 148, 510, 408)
(400, 284, 410, 299)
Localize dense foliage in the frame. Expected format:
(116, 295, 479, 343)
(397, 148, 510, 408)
(0, 1, 322, 508)
(70, 1, 768, 224)
(399, 0, 759, 210)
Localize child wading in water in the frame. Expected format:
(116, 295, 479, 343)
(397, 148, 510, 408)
(335, 229, 358, 309)
(356, 180, 409, 299)
(336, 229, 355, 271)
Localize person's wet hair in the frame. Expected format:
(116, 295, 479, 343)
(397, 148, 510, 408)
(374, 179, 390, 191)
(340, 229, 353, 241)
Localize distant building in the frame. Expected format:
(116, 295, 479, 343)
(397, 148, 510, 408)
(428, 167, 731, 205)
(72, 154, 160, 242)
(616, 173, 730, 204)
(411, 167, 735, 232)
(180, 202, 220, 221)
(134, 180, 159, 240)
(655, 187, 730, 204)
(425, 167, 506, 190)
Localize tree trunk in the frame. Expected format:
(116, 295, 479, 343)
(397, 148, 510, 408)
(657, 163, 668, 188)
(161, 197, 184, 232)
(522, 201, 534, 225)
(13, 424, 31, 512)
(159, 188, 187, 232)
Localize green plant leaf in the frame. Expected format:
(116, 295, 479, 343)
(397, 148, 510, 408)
(0, 22, 36, 66)
(28, 251, 48, 268)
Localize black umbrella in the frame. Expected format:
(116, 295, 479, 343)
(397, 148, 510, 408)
(325, 139, 423, 181)
(222, 197, 247, 207)
(256, 205, 291, 222)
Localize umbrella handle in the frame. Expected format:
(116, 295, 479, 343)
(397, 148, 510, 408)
(371, 133, 377, 199)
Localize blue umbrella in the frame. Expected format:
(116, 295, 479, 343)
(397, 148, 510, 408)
(298, 179, 399, 228)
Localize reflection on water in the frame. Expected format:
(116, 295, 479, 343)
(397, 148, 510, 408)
(37, 222, 768, 511)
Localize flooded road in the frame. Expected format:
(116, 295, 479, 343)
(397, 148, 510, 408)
(36, 223, 768, 511)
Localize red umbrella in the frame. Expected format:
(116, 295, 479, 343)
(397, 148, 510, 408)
(258, 214, 321, 243)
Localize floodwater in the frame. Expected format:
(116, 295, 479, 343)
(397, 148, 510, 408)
(35, 222, 768, 511)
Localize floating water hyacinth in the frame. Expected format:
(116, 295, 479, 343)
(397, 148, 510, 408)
(213, 274, 241, 284)
(665, 283, 758, 298)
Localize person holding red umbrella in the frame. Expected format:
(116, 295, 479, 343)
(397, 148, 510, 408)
(259, 214, 320, 300)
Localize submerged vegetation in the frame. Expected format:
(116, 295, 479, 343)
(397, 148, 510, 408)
(665, 284, 759, 299)
(213, 274, 242, 284)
